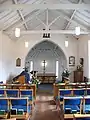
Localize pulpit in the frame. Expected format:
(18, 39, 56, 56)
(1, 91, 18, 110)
(37, 73, 56, 83)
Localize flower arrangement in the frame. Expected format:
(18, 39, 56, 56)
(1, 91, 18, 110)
(62, 68, 71, 78)
(61, 68, 70, 83)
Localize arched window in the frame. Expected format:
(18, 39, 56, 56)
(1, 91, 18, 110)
(56, 61, 59, 78)
(30, 61, 33, 78)
(88, 40, 90, 78)
(16, 58, 21, 67)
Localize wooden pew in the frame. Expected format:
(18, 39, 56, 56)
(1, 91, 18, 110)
(0, 84, 36, 99)
(53, 83, 90, 99)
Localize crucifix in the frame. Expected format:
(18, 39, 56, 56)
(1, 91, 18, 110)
(42, 60, 46, 75)
(42, 60, 47, 82)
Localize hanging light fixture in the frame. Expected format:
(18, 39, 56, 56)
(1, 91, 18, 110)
(15, 28, 20, 37)
(75, 26, 80, 35)
(25, 41, 28, 48)
(65, 40, 68, 47)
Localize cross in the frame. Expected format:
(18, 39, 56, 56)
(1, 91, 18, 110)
(42, 60, 46, 74)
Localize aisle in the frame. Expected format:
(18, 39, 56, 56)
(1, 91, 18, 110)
(31, 92, 64, 120)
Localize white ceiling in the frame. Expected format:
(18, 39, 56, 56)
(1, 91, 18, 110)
(0, 0, 90, 39)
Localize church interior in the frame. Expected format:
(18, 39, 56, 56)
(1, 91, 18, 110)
(0, 0, 90, 120)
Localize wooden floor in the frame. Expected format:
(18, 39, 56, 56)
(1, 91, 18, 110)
(31, 92, 64, 120)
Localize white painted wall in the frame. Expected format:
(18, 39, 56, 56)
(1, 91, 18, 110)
(78, 35, 90, 78)
(0, 31, 3, 81)
(0, 33, 78, 83)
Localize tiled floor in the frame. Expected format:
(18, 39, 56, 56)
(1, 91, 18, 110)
(31, 92, 64, 120)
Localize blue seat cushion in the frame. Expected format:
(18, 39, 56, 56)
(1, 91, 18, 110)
(65, 105, 80, 113)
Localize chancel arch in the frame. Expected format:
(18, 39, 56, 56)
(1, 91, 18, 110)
(25, 40, 67, 81)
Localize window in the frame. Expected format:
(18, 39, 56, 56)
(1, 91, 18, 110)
(88, 40, 90, 78)
(30, 61, 33, 78)
(56, 61, 59, 78)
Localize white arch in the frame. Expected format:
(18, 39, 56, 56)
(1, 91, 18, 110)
(25, 39, 68, 66)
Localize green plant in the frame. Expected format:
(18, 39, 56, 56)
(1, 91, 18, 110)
(62, 68, 70, 78)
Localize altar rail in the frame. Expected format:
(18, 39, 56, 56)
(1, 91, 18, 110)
(53, 83, 90, 98)
(0, 84, 36, 99)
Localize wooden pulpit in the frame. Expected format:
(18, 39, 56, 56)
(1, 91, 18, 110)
(15, 75, 26, 89)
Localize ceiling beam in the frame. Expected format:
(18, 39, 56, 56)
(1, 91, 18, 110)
(0, 4, 90, 11)
(65, 0, 82, 29)
(13, 0, 28, 30)
(36, 16, 46, 28)
(46, 9, 48, 26)
(5, 30, 90, 35)
(55, 10, 87, 30)
(6, 10, 44, 33)
(48, 15, 61, 27)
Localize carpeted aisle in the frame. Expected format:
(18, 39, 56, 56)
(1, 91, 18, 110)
(31, 92, 64, 120)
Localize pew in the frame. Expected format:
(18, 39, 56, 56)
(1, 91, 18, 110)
(58, 89, 72, 104)
(20, 89, 33, 105)
(0, 84, 36, 99)
(0, 89, 34, 119)
(53, 83, 90, 98)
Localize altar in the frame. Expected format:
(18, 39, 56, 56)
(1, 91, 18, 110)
(37, 73, 56, 83)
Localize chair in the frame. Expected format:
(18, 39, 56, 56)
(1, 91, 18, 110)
(6, 89, 19, 97)
(0, 98, 9, 119)
(10, 98, 31, 119)
(83, 96, 90, 114)
(63, 96, 82, 114)
(20, 89, 33, 104)
(59, 89, 72, 103)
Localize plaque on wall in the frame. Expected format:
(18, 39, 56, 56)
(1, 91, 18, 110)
(69, 56, 75, 66)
